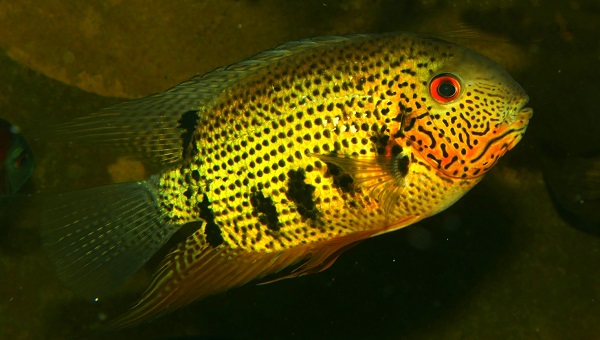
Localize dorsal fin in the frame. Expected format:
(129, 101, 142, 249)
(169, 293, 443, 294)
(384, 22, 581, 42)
(39, 34, 374, 167)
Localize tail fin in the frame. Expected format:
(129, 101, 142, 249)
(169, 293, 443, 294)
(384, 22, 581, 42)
(41, 177, 178, 298)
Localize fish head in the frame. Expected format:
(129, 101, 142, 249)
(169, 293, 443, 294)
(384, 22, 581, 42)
(397, 37, 533, 179)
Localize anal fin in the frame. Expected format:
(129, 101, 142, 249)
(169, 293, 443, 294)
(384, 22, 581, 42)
(104, 224, 416, 329)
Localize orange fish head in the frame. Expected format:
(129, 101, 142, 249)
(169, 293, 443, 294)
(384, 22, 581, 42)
(397, 41, 533, 179)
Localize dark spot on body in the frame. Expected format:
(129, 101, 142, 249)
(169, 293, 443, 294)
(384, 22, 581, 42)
(325, 162, 354, 194)
(198, 193, 224, 247)
(395, 154, 410, 178)
(250, 191, 281, 232)
(286, 169, 318, 221)
(178, 110, 200, 159)
(191, 170, 200, 181)
(372, 134, 390, 155)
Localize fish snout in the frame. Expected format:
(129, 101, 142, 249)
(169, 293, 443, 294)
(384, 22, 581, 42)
(519, 106, 534, 120)
(514, 106, 533, 126)
(506, 92, 533, 126)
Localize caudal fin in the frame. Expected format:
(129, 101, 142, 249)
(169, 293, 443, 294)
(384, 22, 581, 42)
(41, 178, 177, 298)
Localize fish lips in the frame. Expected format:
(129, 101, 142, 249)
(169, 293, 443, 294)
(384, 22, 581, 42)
(509, 105, 534, 127)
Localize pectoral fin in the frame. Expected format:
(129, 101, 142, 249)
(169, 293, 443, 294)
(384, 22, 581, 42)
(313, 152, 411, 214)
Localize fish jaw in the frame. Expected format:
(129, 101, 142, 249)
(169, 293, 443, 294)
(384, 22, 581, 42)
(507, 106, 533, 130)
(503, 105, 533, 149)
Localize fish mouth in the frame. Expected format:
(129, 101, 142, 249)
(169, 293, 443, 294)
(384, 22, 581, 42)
(519, 106, 534, 119)
(511, 106, 533, 126)
(506, 95, 533, 126)
(498, 105, 533, 154)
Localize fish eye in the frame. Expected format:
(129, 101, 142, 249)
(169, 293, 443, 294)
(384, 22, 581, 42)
(429, 73, 461, 103)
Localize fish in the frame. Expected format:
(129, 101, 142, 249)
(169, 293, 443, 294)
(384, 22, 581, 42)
(39, 32, 533, 329)
(0, 118, 34, 194)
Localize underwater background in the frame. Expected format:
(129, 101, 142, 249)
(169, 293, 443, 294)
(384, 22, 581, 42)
(1, 0, 599, 339)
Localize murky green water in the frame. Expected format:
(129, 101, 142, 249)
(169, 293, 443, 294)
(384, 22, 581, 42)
(1, 1, 599, 339)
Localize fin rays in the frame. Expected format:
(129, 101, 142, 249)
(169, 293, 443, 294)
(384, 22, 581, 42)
(41, 178, 178, 298)
(312, 153, 406, 215)
(33, 35, 378, 168)
(105, 227, 390, 329)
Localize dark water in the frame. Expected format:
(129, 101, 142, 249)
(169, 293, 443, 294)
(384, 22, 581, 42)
(1, 1, 599, 339)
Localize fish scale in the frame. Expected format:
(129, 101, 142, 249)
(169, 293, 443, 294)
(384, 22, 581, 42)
(39, 32, 532, 329)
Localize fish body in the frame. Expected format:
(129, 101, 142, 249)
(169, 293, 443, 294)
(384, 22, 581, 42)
(41, 32, 532, 328)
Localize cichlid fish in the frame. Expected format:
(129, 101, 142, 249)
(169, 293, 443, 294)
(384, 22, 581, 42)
(40, 32, 532, 328)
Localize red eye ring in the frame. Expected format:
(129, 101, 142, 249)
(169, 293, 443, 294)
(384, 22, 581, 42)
(430, 73, 461, 103)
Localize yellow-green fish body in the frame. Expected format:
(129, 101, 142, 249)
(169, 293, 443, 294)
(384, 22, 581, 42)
(41, 33, 532, 328)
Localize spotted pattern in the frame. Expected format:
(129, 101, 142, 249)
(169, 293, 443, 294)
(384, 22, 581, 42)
(153, 33, 531, 253)
(405, 81, 530, 178)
